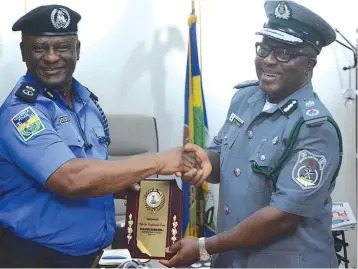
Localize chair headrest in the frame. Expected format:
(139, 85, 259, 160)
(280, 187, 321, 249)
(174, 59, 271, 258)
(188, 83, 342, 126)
(106, 114, 158, 157)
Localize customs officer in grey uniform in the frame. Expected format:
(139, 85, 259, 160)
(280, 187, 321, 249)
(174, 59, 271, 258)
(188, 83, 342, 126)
(160, 1, 343, 268)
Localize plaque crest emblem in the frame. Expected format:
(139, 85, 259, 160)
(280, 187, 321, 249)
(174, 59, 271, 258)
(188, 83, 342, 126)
(274, 2, 292, 20)
(144, 188, 165, 214)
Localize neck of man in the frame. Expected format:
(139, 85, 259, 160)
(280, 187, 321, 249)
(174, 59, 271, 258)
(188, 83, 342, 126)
(267, 77, 311, 104)
(49, 81, 73, 108)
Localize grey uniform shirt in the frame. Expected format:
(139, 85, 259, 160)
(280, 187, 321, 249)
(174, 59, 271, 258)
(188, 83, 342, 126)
(207, 81, 341, 268)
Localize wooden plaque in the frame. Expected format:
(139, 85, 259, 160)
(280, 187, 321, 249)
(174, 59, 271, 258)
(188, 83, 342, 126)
(124, 178, 183, 259)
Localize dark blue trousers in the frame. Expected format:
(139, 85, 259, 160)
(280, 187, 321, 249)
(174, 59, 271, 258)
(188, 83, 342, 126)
(0, 229, 102, 268)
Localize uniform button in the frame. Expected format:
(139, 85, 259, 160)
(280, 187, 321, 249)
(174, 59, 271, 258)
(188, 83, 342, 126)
(224, 135, 228, 140)
(224, 205, 230, 215)
(247, 130, 254, 139)
(260, 155, 266, 161)
(234, 168, 241, 177)
(77, 136, 81, 142)
(272, 136, 279, 145)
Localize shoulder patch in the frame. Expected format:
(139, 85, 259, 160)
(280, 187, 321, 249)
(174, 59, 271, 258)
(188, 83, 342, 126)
(233, 80, 259, 90)
(298, 98, 328, 126)
(11, 107, 45, 141)
(15, 84, 39, 103)
(292, 149, 326, 190)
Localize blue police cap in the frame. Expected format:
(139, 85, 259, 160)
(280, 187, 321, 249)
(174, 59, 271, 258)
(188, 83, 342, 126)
(256, 0, 336, 53)
(12, 4, 81, 36)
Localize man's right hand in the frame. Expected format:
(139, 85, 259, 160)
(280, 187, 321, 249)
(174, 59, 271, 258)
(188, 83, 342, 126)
(156, 147, 201, 176)
(155, 144, 212, 187)
(179, 143, 212, 186)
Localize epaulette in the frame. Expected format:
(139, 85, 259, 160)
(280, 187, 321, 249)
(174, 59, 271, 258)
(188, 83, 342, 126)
(15, 84, 39, 103)
(233, 80, 259, 90)
(86, 88, 98, 102)
(298, 98, 328, 127)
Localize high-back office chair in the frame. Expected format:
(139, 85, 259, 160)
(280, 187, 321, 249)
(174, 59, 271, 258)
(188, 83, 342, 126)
(106, 114, 159, 248)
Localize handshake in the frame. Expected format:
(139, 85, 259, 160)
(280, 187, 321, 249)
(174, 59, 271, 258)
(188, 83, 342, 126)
(154, 143, 212, 186)
(114, 143, 212, 199)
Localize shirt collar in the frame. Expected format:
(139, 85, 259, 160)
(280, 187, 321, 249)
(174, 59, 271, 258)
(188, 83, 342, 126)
(21, 71, 90, 102)
(248, 81, 314, 115)
(72, 78, 91, 102)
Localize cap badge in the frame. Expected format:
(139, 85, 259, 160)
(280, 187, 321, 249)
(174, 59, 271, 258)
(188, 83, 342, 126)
(51, 8, 70, 29)
(274, 1, 292, 20)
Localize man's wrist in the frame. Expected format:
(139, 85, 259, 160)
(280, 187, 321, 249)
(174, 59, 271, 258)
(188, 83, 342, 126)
(152, 153, 163, 174)
(205, 236, 216, 255)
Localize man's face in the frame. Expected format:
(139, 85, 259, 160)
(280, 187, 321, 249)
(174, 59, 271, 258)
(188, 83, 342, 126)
(20, 35, 80, 89)
(254, 37, 317, 101)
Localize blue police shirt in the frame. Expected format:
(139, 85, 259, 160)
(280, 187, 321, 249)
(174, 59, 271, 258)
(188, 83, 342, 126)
(207, 81, 341, 268)
(0, 72, 116, 256)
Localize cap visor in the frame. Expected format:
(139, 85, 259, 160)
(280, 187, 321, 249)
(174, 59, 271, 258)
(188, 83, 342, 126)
(256, 28, 303, 45)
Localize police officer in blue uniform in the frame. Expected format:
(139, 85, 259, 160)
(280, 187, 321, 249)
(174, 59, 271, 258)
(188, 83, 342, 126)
(0, 4, 211, 268)
(160, 1, 343, 268)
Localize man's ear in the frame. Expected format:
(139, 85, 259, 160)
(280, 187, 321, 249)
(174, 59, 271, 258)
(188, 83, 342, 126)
(76, 40, 81, 60)
(307, 58, 317, 72)
(20, 42, 25, 62)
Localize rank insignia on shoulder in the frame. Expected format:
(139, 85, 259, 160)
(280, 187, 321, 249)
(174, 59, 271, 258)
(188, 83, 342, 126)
(15, 84, 39, 103)
(305, 100, 315, 107)
(306, 108, 319, 117)
(280, 99, 298, 116)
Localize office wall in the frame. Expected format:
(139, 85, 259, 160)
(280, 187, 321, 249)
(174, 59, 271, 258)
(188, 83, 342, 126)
(0, 0, 357, 266)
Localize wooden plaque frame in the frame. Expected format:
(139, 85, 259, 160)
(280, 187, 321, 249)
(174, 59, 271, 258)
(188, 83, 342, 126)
(124, 178, 183, 259)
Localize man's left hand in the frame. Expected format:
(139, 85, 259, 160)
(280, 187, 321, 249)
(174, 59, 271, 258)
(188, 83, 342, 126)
(113, 183, 140, 199)
(159, 237, 200, 268)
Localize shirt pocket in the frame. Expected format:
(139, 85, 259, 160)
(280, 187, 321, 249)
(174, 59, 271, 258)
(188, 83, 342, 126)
(91, 126, 108, 146)
(90, 126, 108, 159)
(220, 121, 242, 168)
(248, 142, 285, 193)
(56, 124, 84, 148)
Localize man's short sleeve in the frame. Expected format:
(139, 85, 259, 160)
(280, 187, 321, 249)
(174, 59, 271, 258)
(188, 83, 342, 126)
(207, 91, 243, 154)
(270, 121, 340, 218)
(207, 124, 227, 154)
(0, 104, 76, 185)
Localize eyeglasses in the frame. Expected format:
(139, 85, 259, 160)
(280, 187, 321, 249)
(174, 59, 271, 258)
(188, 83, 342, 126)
(255, 42, 313, 63)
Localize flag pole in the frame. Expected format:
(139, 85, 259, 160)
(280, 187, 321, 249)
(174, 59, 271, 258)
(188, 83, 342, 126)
(191, 0, 205, 238)
(199, 0, 203, 74)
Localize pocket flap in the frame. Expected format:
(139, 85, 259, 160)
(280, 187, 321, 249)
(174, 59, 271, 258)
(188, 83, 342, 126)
(92, 126, 105, 138)
(250, 143, 284, 168)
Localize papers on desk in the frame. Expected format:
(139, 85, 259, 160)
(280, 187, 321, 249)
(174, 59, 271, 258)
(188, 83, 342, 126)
(99, 249, 132, 266)
(332, 202, 356, 231)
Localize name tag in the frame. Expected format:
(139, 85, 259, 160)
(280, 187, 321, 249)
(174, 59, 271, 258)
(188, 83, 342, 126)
(59, 115, 70, 125)
(229, 113, 244, 127)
